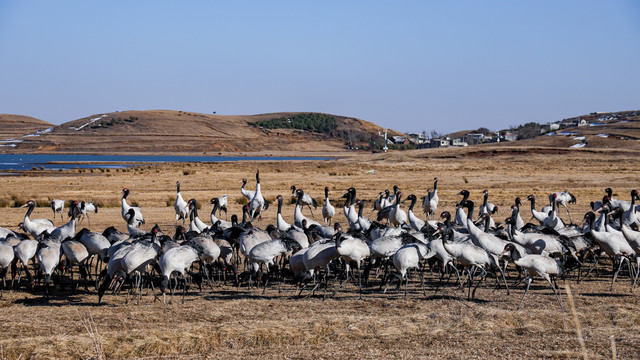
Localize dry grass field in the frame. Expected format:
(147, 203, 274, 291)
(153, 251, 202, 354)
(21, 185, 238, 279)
(1, 146, 640, 359)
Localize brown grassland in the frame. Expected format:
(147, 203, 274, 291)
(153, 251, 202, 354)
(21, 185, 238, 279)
(1, 147, 639, 359)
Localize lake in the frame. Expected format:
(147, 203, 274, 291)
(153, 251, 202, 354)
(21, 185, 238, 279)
(0, 154, 331, 171)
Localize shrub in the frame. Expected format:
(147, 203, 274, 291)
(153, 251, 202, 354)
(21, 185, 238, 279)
(166, 196, 176, 207)
(35, 199, 50, 207)
(249, 113, 337, 135)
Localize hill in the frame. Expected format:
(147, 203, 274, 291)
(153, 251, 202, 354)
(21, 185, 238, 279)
(0, 110, 404, 155)
(437, 110, 640, 152)
(498, 110, 640, 151)
(0, 114, 54, 143)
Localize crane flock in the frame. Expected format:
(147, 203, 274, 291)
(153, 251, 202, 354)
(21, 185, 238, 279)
(1, 169, 640, 308)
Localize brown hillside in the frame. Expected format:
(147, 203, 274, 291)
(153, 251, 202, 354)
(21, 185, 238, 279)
(0, 110, 403, 155)
(0, 114, 53, 140)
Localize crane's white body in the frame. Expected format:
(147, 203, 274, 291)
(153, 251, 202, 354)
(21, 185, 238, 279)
(50, 199, 65, 223)
(174, 182, 189, 225)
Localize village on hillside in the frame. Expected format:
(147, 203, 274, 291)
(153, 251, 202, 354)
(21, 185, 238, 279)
(384, 111, 638, 149)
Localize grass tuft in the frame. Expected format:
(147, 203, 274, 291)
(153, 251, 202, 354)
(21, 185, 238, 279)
(565, 285, 588, 360)
(79, 312, 104, 360)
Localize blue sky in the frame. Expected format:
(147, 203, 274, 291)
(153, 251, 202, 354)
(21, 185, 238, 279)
(1, 1, 639, 134)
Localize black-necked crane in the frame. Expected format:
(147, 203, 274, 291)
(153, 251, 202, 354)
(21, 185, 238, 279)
(103, 226, 128, 244)
(291, 185, 318, 217)
(526, 194, 552, 225)
(462, 200, 511, 294)
(386, 185, 400, 206)
(439, 213, 499, 300)
(240, 178, 256, 202)
(0, 239, 15, 296)
(75, 227, 111, 278)
(77, 200, 98, 226)
(37, 238, 62, 298)
(343, 188, 360, 231)
(20, 200, 55, 237)
(237, 225, 271, 273)
(289, 246, 312, 284)
(333, 223, 370, 298)
(366, 230, 420, 285)
(211, 194, 228, 220)
(390, 235, 429, 298)
(174, 181, 189, 226)
(0, 227, 17, 240)
(60, 237, 90, 290)
(422, 177, 439, 219)
(48, 200, 79, 242)
(356, 200, 372, 232)
(455, 190, 471, 226)
(125, 208, 147, 237)
(621, 190, 639, 229)
(121, 188, 144, 226)
(478, 190, 498, 217)
(101, 226, 163, 303)
(187, 199, 209, 233)
(500, 243, 565, 309)
(275, 195, 293, 231)
(550, 190, 576, 224)
(620, 222, 640, 287)
(248, 170, 268, 223)
(584, 211, 635, 290)
(405, 194, 425, 232)
(504, 215, 572, 257)
(389, 191, 407, 227)
(299, 234, 340, 297)
(11, 237, 38, 288)
(603, 187, 639, 213)
(248, 226, 301, 292)
(294, 189, 321, 228)
(50, 199, 64, 223)
(512, 197, 525, 230)
(543, 193, 565, 231)
(322, 187, 335, 225)
(373, 192, 385, 212)
(159, 240, 201, 304)
(209, 197, 232, 230)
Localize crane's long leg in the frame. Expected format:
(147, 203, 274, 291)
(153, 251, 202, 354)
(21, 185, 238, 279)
(472, 274, 484, 299)
(561, 204, 573, 224)
(358, 263, 363, 300)
(498, 265, 510, 295)
(332, 263, 351, 298)
(322, 266, 330, 300)
(518, 276, 533, 309)
(170, 274, 178, 304)
(182, 273, 188, 304)
(420, 266, 426, 296)
(404, 272, 410, 299)
(263, 266, 270, 295)
(633, 258, 640, 290)
(611, 255, 624, 291)
(11, 262, 21, 288)
(545, 275, 564, 311)
(467, 266, 475, 300)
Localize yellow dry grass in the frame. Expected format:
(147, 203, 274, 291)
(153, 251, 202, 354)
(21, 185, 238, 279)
(1, 147, 640, 359)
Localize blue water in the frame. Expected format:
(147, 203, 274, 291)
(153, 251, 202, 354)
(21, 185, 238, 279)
(0, 154, 331, 171)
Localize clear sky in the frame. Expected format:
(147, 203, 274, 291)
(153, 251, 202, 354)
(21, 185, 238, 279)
(1, 1, 639, 134)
